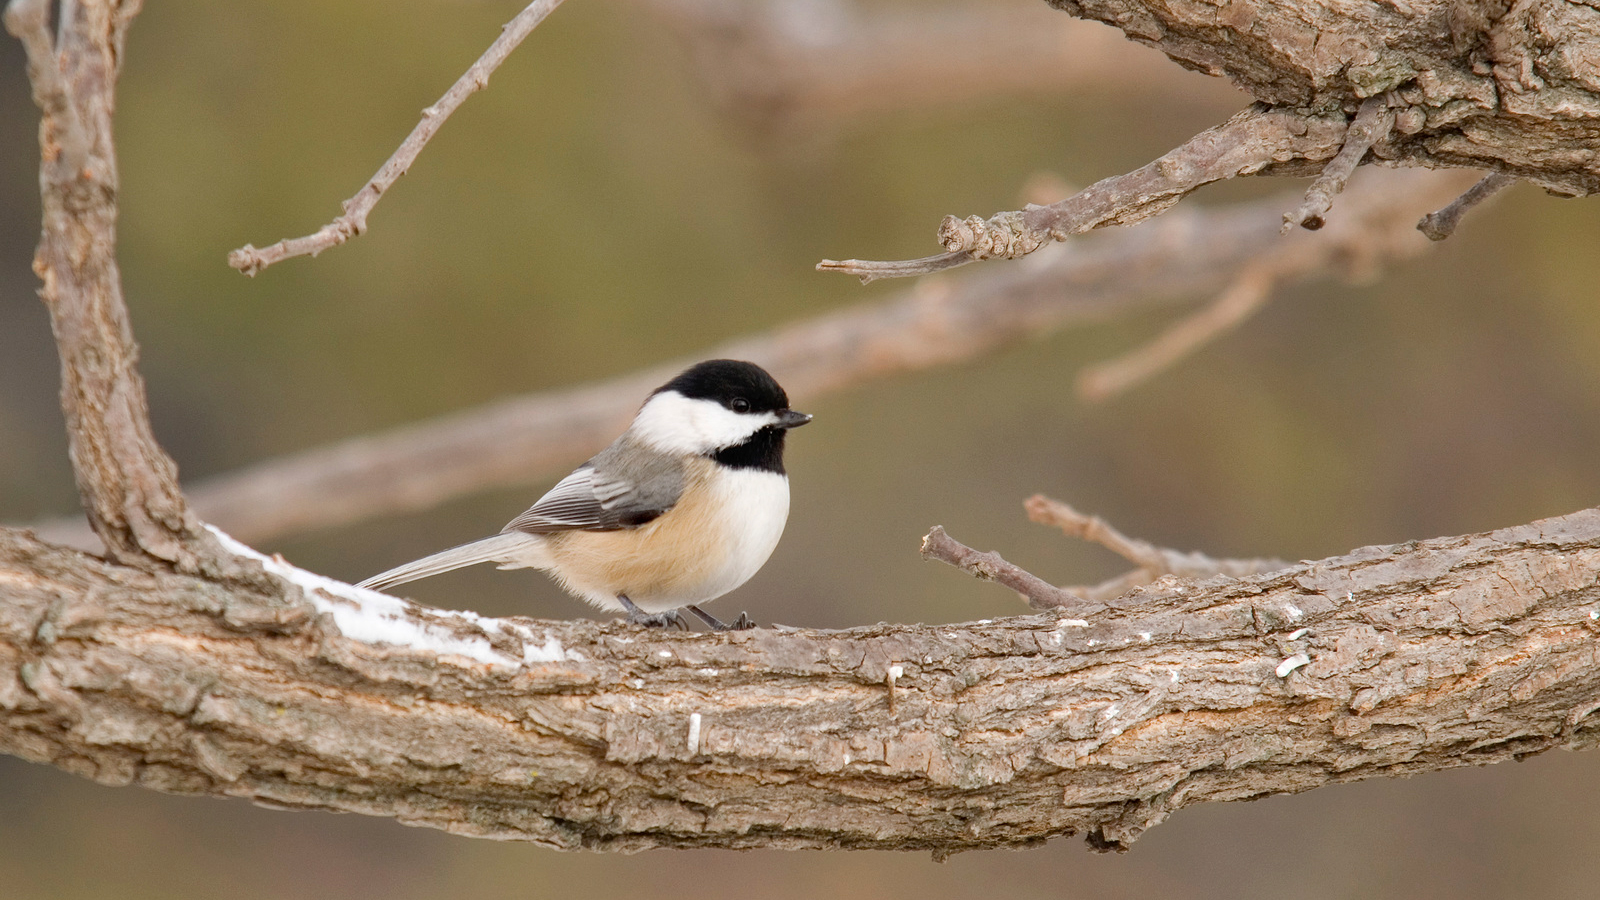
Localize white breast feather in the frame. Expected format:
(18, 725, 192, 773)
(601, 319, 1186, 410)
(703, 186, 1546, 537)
(697, 467, 791, 605)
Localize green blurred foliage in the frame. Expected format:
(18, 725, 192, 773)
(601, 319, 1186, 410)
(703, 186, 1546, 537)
(5, 0, 1600, 897)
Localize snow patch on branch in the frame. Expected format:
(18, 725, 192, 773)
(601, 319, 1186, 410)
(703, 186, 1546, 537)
(206, 526, 573, 666)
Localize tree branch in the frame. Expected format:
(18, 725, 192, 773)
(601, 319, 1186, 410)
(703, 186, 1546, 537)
(1024, 495, 1290, 601)
(1076, 264, 1277, 402)
(7, 507, 1600, 852)
(1417, 172, 1518, 241)
(820, 104, 1351, 279)
(1281, 95, 1394, 232)
(4, 0, 90, 179)
(27, 168, 1483, 549)
(225, 0, 568, 276)
(7, 0, 223, 570)
(920, 525, 1096, 614)
(827, 0, 1600, 277)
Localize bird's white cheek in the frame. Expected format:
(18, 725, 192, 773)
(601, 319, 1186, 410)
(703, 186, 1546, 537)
(632, 391, 775, 453)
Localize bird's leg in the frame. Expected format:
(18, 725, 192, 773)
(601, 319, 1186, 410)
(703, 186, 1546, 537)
(618, 594, 687, 630)
(684, 605, 756, 631)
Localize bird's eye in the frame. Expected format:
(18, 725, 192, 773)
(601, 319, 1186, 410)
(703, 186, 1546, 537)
(731, 397, 751, 413)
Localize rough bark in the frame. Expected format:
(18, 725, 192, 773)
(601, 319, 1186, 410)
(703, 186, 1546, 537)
(4, 508, 1600, 853)
(7, 0, 214, 570)
(1046, 0, 1600, 195)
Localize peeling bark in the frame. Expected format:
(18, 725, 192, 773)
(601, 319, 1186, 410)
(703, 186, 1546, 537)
(5, 508, 1600, 852)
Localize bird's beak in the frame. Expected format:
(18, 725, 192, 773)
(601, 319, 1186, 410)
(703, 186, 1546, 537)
(776, 409, 813, 429)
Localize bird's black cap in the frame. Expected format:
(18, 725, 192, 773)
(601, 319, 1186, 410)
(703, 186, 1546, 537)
(655, 359, 791, 414)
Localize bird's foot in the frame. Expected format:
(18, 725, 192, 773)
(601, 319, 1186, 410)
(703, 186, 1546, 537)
(618, 595, 688, 630)
(685, 605, 757, 632)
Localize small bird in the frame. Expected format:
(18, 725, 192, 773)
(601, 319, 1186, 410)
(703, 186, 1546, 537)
(358, 359, 811, 630)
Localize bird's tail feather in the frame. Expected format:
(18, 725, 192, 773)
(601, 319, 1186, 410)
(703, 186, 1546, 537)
(356, 532, 542, 592)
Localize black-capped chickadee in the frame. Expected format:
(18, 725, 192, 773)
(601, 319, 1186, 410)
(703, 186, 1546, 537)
(357, 359, 811, 630)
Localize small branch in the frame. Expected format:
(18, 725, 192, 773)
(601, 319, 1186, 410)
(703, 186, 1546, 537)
(227, 0, 567, 276)
(815, 249, 974, 283)
(1281, 97, 1394, 232)
(1417, 172, 1517, 241)
(1025, 495, 1289, 601)
(820, 104, 1352, 279)
(920, 525, 1097, 614)
(1077, 265, 1277, 402)
(4, 0, 91, 179)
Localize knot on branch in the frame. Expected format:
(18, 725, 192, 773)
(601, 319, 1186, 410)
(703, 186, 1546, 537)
(938, 210, 1046, 259)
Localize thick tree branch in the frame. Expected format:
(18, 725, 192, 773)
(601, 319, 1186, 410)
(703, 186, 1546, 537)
(6, 507, 1600, 852)
(27, 168, 1483, 549)
(1045, 0, 1600, 195)
(8, 0, 222, 570)
(226, 0, 568, 276)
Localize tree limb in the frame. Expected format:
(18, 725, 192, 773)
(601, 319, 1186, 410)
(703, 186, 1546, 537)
(7, 0, 222, 571)
(6, 506, 1600, 852)
(225, 0, 568, 276)
(1045, 0, 1600, 195)
(825, 0, 1600, 277)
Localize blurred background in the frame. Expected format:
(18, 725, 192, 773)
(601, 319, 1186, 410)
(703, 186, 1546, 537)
(5, 0, 1600, 897)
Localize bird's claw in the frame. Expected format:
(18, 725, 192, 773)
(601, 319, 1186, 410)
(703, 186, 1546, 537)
(685, 605, 757, 631)
(618, 594, 688, 630)
(625, 609, 688, 630)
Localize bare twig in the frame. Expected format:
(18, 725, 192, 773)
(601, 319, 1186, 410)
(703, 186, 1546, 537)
(27, 169, 1484, 550)
(226, 0, 567, 276)
(4, 0, 90, 179)
(1282, 96, 1395, 232)
(1077, 265, 1277, 401)
(820, 104, 1352, 279)
(1025, 495, 1289, 601)
(815, 249, 974, 283)
(920, 526, 1095, 614)
(1026, 494, 1290, 578)
(1417, 172, 1517, 241)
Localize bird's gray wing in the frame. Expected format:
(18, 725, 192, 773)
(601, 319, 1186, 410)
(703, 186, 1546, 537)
(503, 444, 685, 534)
